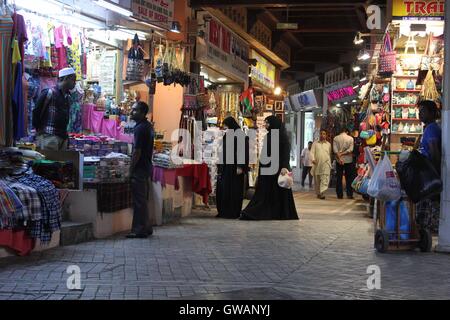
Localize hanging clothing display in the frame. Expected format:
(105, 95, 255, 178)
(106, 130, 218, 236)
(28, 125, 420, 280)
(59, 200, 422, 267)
(0, 16, 13, 146)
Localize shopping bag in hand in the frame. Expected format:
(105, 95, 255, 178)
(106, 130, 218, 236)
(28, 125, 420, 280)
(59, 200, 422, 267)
(367, 156, 402, 201)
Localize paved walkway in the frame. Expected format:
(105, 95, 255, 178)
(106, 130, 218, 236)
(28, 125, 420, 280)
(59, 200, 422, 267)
(1, 188, 450, 300)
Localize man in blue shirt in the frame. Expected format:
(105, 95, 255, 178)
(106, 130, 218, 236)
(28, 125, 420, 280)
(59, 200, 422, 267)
(126, 101, 154, 239)
(419, 100, 442, 174)
(417, 100, 442, 233)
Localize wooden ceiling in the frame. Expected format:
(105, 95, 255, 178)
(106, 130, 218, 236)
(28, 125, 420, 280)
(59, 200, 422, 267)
(189, 0, 387, 83)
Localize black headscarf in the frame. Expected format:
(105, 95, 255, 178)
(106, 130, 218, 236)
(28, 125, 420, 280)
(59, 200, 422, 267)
(223, 116, 241, 130)
(219, 117, 248, 173)
(263, 115, 291, 171)
(265, 115, 282, 130)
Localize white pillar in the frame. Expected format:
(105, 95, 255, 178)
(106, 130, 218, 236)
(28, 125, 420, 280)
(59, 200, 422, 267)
(437, 3, 450, 252)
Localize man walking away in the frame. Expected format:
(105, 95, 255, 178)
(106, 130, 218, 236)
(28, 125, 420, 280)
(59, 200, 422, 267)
(301, 141, 313, 188)
(33, 67, 76, 151)
(311, 129, 332, 200)
(127, 101, 154, 239)
(333, 127, 355, 199)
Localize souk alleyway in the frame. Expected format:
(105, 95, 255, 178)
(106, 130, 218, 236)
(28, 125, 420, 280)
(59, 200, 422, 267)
(1, 189, 450, 300)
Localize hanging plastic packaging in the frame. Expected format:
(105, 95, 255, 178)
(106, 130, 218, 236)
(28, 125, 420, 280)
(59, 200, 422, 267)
(367, 156, 402, 201)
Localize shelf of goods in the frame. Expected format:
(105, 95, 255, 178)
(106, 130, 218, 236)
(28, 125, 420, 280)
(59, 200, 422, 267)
(390, 74, 423, 151)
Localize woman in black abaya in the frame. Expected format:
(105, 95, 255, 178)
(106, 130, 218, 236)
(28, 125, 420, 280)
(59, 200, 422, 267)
(240, 115, 298, 220)
(216, 117, 249, 219)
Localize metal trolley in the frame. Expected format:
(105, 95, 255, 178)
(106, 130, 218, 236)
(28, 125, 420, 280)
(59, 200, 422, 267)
(374, 198, 432, 253)
(372, 151, 432, 253)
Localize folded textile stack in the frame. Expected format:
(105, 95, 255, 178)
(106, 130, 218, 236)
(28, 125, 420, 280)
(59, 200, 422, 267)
(68, 134, 129, 156)
(152, 150, 181, 169)
(154, 141, 173, 153)
(32, 160, 76, 189)
(83, 155, 131, 183)
(0, 173, 61, 246)
(0, 149, 35, 175)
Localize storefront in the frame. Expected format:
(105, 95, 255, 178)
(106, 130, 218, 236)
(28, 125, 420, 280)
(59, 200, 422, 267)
(350, 0, 445, 250)
(287, 88, 324, 181)
(0, 0, 207, 256)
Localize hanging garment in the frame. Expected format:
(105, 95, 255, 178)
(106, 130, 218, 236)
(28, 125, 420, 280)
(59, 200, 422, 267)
(0, 16, 13, 146)
(26, 73, 40, 135)
(12, 61, 26, 140)
(67, 90, 82, 133)
(12, 12, 28, 68)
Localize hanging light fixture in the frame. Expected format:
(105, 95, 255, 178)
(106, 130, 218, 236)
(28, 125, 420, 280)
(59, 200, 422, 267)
(354, 32, 364, 45)
(274, 87, 282, 95)
(170, 21, 182, 33)
(357, 50, 371, 61)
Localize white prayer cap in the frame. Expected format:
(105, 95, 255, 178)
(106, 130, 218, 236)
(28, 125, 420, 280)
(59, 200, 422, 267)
(58, 67, 76, 78)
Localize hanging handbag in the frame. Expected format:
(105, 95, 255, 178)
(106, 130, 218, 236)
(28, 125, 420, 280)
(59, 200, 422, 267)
(420, 33, 442, 71)
(126, 36, 145, 81)
(378, 32, 396, 75)
(155, 43, 165, 82)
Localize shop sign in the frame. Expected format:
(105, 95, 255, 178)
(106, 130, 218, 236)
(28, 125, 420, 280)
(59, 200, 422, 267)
(99, 51, 116, 96)
(131, 0, 175, 30)
(196, 11, 249, 84)
(325, 80, 357, 103)
(393, 0, 445, 21)
(290, 89, 323, 112)
(326, 86, 355, 102)
(250, 50, 276, 90)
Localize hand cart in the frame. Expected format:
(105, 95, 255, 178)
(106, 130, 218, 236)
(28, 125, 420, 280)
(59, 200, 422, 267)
(374, 198, 432, 253)
(372, 151, 432, 253)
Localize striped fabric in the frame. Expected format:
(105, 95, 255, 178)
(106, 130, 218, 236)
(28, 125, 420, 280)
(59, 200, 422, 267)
(0, 16, 13, 146)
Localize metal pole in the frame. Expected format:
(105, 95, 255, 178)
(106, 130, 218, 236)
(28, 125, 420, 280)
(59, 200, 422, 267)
(294, 111, 303, 183)
(437, 2, 450, 252)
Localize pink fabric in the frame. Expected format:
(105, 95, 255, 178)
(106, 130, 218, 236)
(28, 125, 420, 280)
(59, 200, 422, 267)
(82, 104, 95, 130)
(152, 167, 178, 188)
(101, 119, 119, 138)
(54, 26, 64, 48)
(81, 103, 133, 143)
(89, 109, 104, 133)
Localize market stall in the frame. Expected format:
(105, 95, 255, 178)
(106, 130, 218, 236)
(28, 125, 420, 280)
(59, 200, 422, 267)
(351, 0, 445, 249)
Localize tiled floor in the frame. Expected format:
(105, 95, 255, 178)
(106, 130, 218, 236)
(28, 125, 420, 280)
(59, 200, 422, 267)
(1, 188, 449, 300)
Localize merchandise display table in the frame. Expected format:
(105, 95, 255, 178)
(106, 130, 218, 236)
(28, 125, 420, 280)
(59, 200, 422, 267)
(150, 163, 212, 224)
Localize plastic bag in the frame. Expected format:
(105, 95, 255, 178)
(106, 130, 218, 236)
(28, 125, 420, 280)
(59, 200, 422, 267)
(396, 150, 442, 203)
(367, 156, 402, 201)
(385, 200, 410, 240)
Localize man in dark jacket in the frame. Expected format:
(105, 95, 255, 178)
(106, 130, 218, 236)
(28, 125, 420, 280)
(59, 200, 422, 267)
(34, 67, 76, 151)
(126, 101, 155, 238)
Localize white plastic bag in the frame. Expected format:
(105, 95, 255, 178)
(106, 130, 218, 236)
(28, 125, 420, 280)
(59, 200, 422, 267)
(367, 156, 402, 201)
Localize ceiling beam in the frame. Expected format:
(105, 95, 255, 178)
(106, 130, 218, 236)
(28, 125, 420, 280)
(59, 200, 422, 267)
(289, 28, 357, 33)
(299, 46, 357, 51)
(286, 63, 316, 73)
(260, 10, 303, 47)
